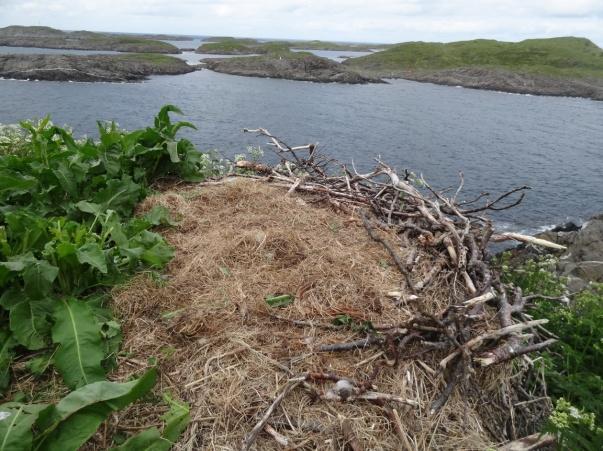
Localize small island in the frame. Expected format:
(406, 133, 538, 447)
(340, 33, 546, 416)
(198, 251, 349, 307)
(342, 37, 603, 100)
(0, 53, 195, 82)
(200, 49, 383, 84)
(0, 25, 180, 54)
(197, 37, 381, 54)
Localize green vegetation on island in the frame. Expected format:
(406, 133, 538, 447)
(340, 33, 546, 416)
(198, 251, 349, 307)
(343, 37, 603, 78)
(343, 37, 603, 99)
(201, 47, 383, 84)
(0, 25, 180, 54)
(198, 37, 379, 54)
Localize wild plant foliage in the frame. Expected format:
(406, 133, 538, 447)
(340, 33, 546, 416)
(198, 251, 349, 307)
(0, 105, 203, 449)
(501, 255, 603, 449)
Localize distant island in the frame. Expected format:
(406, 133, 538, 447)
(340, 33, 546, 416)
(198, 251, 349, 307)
(201, 48, 382, 84)
(198, 37, 381, 53)
(343, 37, 603, 100)
(0, 26, 180, 54)
(2, 27, 603, 98)
(0, 53, 194, 82)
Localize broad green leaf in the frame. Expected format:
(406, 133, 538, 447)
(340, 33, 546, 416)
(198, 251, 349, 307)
(93, 177, 143, 217)
(56, 242, 77, 259)
(9, 298, 53, 350)
(76, 243, 108, 274)
(171, 121, 197, 135)
(22, 260, 59, 299)
(75, 201, 102, 215)
(156, 105, 183, 128)
(144, 206, 177, 227)
(158, 393, 190, 449)
(34, 369, 157, 451)
(166, 142, 180, 163)
(110, 393, 189, 451)
(0, 332, 16, 391)
(265, 294, 295, 308)
(0, 402, 47, 451)
(52, 298, 105, 389)
(0, 173, 38, 198)
(51, 162, 78, 198)
(111, 428, 162, 450)
(0, 261, 26, 272)
(26, 351, 55, 377)
(141, 242, 174, 269)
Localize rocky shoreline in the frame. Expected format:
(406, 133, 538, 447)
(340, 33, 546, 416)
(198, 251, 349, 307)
(0, 54, 195, 82)
(381, 68, 603, 101)
(509, 214, 603, 291)
(201, 53, 384, 84)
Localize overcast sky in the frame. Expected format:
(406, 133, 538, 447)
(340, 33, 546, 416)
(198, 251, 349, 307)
(1, 0, 602, 45)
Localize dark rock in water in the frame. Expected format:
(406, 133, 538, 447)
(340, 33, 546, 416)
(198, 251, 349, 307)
(550, 221, 581, 233)
(0, 54, 194, 82)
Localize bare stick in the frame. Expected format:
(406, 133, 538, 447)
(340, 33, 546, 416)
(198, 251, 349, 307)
(360, 210, 415, 292)
(499, 432, 556, 450)
(241, 376, 306, 451)
(317, 336, 382, 352)
(491, 232, 566, 250)
(264, 424, 289, 447)
(439, 319, 549, 368)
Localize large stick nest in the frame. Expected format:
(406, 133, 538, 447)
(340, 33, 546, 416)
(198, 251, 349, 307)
(101, 130, 560, 449)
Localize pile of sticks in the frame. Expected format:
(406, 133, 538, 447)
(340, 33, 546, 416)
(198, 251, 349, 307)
(237, 128, 565, 448)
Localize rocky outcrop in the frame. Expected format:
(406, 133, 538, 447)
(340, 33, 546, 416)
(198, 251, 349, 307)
(201, 53, 384, 84)
(0, 54, 195, 82)
(396, 68, 603, 101)
(530, 214, 603, 290)
(511, 214, 603, 292)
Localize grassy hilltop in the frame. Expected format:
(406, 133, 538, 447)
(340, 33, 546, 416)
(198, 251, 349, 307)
(0, 25, 180, 54)
(343, 37, 603, 79)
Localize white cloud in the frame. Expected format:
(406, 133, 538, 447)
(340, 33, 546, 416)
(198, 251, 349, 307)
(0, 0, 601, 45)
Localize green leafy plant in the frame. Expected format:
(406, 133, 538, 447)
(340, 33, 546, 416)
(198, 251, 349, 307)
(111, 392, 190, 450)
(0, 369, 158, 451)
(545, 398, 603, 450)
(501, 254, 603, 448)
(265, 294, 295, 308)
(0, 105, 205, 449)
(332, 314, 375, 333)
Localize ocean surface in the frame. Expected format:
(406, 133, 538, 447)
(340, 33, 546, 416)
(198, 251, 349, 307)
(0, 45, 602, 233)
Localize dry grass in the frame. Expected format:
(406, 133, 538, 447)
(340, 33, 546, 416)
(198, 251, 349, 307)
(104, 178, 511, 450)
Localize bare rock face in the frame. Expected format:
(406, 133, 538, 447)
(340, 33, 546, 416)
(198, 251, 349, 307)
(536, 214, 603, 290)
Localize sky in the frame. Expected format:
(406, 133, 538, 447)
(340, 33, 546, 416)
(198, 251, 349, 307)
(1, 0, 602, 45)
